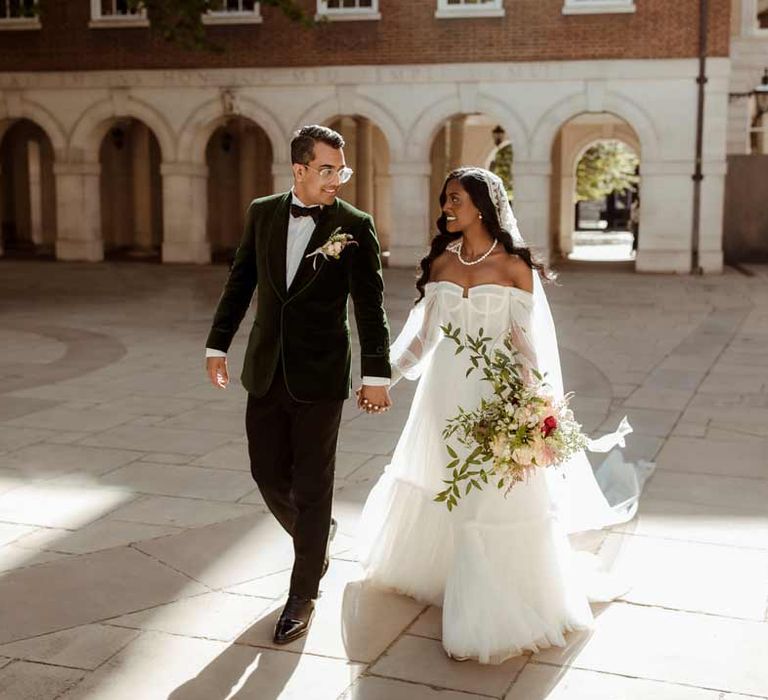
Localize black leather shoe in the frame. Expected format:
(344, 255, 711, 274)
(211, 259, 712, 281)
(273, 594, 315, 645)
(321, 517, 338, 579)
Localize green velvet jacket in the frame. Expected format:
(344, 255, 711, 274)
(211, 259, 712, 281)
(206, 192, 391, 402)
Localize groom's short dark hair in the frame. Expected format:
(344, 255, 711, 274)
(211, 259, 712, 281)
(291, 125, 345, 165)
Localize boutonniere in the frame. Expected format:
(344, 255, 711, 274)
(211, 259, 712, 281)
(305, 227, 358, 269)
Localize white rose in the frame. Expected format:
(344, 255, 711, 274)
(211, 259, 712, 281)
(531, 436, 548, 466)
(491, 433, 508, 458)
(512, 445, 534, 465)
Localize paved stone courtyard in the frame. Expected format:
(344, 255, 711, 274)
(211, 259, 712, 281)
(0, 259, 767, 700)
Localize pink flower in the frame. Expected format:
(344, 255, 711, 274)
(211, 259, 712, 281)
(542, 415, 558, 437)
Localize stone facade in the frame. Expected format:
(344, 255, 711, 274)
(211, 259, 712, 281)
(0, 0, 743, 272)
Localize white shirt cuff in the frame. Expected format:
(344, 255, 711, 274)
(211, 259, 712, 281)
(206, 348, 227, 358)
(362, 376, 390, 387)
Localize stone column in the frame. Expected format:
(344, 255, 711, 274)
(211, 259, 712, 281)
(726, 97, 752, 155)
(27, 139, 44, 247)
(448, 116, 466, 171)
(512, 160, 552, 262)
(374, 173, 392, 255)
(161, 161, 210, 264)
(0, 164, 4, 257)
(239, 123, 258, 212)
(131, 121, 154, 251)
(356, 117, 374, 214)
(430, 125, 448, 225)
(698, 160, 727, 273)
(54, 162, 103, 261)
(559, 173, 576, 256)
(339, 116, 358, 207)
(387, 160, 431, 268)
(272, 161, 294, 194)
(633, 162, 697, 273)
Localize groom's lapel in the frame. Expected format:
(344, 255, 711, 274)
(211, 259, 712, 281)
(287, 199, 340, 298)
(266, 192, 291, 301)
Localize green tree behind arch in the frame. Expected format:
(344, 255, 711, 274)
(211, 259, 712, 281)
(490, 143, 514, 200)
(576, 140, 638, 201)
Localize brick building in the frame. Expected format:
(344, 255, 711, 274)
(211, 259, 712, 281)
(0, 0, 764, 272)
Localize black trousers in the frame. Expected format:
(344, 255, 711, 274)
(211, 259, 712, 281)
(245, 367, 344, 599)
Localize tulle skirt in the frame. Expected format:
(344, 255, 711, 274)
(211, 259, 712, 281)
(356, 342, 621, 664)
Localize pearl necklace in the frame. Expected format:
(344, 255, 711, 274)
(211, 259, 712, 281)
(448, 238, 497, 266)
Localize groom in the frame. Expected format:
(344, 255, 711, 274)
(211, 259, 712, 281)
(205, 125, 392, 644)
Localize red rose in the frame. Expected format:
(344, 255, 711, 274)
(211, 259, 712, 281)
(542, 416, 558, 437)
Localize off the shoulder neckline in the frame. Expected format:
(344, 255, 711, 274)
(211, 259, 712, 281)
(425, 280, 534, 300)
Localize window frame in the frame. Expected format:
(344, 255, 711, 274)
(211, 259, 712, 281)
(435, 0, 505, 20)
(316, 0, 381, 22)
(202, 0, 263, 25)
(740, 0, 768, 38)
(0, 0, 41, 30)
(561, 0, 636, 15)
(89, 0, 149, 29)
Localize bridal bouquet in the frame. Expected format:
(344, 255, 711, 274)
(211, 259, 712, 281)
(435, 323, 588, 511)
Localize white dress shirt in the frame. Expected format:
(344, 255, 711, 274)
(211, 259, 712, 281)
(206, 190, 389, 387)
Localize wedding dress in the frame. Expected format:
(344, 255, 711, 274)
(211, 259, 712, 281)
(356, 276, 653, 664)
(357, 169, 652, 664)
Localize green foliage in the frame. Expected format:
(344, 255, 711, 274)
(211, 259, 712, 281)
(433, 323, 587, 512)
(575, 140, 639, 202)
(489, 143, 514, 200)
(126, 0, 313, 51)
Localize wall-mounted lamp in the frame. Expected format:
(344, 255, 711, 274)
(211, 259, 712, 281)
(491, 124, 506, 147)
(110, 127, 125, 150)
(729, 67, 768, 121)
(755, 68, 768, 118)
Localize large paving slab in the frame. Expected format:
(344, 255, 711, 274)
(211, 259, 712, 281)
(134, 512, 296, 588)
(61, 631, 364, 700)
(504, 663, 751, 700)
(533, 603, 768, 696)
(237, 560, 425, 662)
(1, 261, 768, 699)
(96, 461, 255, 501)
(104, 494, 259, 528)
(0, 624, 138, 670)
(0, 661, 85, 700)
(0, 443, 141, 479)
(0, 483, 133, 528)
(0, 546, 206, 644)
(606, 532, 768, 619)
(341, 676, 492, 700)
(370, 634, 526, 696)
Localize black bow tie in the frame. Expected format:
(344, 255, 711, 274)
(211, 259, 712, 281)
(290, 203, 321, 223)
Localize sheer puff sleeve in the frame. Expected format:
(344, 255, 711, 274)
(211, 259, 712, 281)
(389, 288, 443, 385)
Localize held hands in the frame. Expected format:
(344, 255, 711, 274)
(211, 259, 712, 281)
(356, 385, 392, 414)
(206, 357, 229, 389)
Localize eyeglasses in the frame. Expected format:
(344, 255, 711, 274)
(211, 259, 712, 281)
(303, 164, 354, 184)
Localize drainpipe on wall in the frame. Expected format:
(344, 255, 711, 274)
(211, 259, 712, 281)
(691, 0, 708, 275)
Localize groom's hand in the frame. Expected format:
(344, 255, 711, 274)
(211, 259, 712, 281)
(206, 357, 229, 389)
(356, 385, 392, 414)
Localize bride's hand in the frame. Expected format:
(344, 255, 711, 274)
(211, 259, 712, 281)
(356, 385, 392, 414)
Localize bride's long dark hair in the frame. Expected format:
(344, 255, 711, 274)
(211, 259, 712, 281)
(415, 168, 551, 302)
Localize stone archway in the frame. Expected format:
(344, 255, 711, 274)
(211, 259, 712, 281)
(325, 115, 393, 256)
(205, 117, 273, 261)
(550, 112, 642, 265)
(98, 118, 164, 259)
(0, 119, 57, 257)
(428, 113, 515, 231)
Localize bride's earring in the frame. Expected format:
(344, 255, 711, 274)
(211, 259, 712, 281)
(478, 214, 483, 219)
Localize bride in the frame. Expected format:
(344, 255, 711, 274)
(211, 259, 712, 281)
(356, 167, 648, 664)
